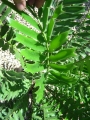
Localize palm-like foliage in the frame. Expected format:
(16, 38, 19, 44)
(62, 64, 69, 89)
(0, 0, 90, 119)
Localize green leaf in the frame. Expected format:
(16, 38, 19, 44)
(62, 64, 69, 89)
(53, 26, 69, 35)
(14, 48, 24, 68)
(0, 70, 3, 78)
(1, 7, 11, 22)
(46, 77, 61, 85)
(50, 71, 77, 84)
(24, 63, 44, 74)
(14, 34, 45, 52)
(0, 20, 2, 26)
(53, 3, 63, 18)
(35, 75, 45, 103)
(46, 76, 74, 85)
(63, 0, 88, 4)
(5, 70, 24, 79)
(77, 32, 90, 37)
(43, 0, 52, 31)
(18, 110, 24, 120)
(43, 8, 49, 31)
(63, 6, 85, 13)
(57, 13, 83, 20)
(20, 12, 40, 31)
(1, 23, 9, 37)
(47, 3, 63, 39)
(6, 28, 14, 41)
(0, 39, 4, 47)
(49, 63, 74, 72)
(82, 26, 90, 31)
(20, 49, 40, 62)
(42, 103, 58, 120)
(49, 31, 69, 52)
(2, 0, 40, 30)
(13, 112, 19, 120)
(47, 18, 55, 41)
(85, 19, 90, 24)
(86, 59, 90, 77)
(55, 20, 79, 27)
(7, 18, 39, 41)
(2, 43, 9, 50)
(49, 48, 76, 62)
(0, 3, 6, 14)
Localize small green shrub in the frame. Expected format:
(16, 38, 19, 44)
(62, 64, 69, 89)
(0, 0, 90, 119)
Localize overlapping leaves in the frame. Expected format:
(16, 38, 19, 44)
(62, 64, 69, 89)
(1, 0, 90, 119)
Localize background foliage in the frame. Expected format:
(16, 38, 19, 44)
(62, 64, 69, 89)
(0, 0, 90, 119)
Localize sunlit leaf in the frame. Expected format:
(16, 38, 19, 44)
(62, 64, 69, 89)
(20, 49, 40, 62)
(35, 75, 45, 103)
(49, 31, 69, 52)
(24, 63, 44, 74)
(7, 18, 39, 41)
(14, 33, 45, 52)
(49, 48, 76, 61)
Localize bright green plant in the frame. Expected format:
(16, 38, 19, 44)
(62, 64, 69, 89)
(0, 0, 90, 119)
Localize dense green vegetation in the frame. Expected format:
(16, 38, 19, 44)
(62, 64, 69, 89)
(0, 0, 90, 119)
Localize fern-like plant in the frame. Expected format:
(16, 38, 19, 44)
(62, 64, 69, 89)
(0, 0, 90, 119)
